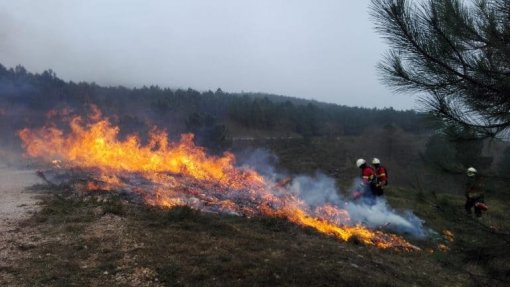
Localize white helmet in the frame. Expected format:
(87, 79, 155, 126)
(356, 158, 366, 168)
(372, 158, 380, 165)
(467, 167, 477, 177)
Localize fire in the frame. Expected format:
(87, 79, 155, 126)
(442, 229, 454, 242)
(19, 110, 419, 251)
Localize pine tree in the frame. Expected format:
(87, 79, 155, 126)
(371, 0, 510, 138)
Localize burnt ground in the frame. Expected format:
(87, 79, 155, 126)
(3, 183, 507, 287)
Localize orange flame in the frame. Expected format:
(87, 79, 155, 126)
(18, 111, 419, 251)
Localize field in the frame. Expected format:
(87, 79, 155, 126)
(1, 137, 509, 287)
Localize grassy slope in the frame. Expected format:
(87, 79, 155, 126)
(8, 187, 466, 287)
(7, 185, 509, 286)
(3, 137, 510, 286)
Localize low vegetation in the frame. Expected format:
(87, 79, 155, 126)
(2, 137, 509, 287)
(0, 186, 465, 286)
(1, 64, 509, 286)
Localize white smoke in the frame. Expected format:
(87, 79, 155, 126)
(237, 149, 429, 238)
(344, 200, 427, 238)
(289, 174, 427, 238)
(236, 148, 279, 179)
(288, 174, 342, 206)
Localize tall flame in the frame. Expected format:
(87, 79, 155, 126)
(19, 110, 419, 251)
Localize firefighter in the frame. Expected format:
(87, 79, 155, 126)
(371, 158, 388, 196)
(355, 158, 376, 204)
(465, 167, 487, 217)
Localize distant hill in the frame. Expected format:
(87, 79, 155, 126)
(0, 64, 432, 151)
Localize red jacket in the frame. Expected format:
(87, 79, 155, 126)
(361, 165, 375, 185)
(374, 165, 388, 186)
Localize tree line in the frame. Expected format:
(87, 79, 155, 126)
(0, 63, 429, 138)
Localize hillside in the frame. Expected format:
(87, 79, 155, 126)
(0, 64, 429, 152)
(1, 64, 509, 286)
(1, 160, 509, 286)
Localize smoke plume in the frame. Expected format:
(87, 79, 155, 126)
(238, 149, 429, 238)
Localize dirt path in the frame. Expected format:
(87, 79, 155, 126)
(0, 167, 43, 232)
(0, 166, 44, 283)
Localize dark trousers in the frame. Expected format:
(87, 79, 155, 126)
(373, 186, 384, 196)
(465, 196, 484, 217)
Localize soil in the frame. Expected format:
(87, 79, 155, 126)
(0, 166, 43, 285)
(0, 166, 42, 231)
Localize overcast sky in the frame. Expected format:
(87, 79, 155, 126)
(0, 0, 419, 110)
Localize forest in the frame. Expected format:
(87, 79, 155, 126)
(0, 64, 428, 150)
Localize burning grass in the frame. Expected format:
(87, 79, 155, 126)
(5, 186, 468, 287)
(10, 108, 510, 285)
(18, 109, 420, 251)
(3, 164, 507, 286)
(2, 123, 509, 286)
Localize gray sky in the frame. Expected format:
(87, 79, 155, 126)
(0, 0, 418, 110)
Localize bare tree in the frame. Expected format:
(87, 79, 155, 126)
(370, 0, 510, 138)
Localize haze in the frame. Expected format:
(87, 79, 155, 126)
(0, 0, 418, 110)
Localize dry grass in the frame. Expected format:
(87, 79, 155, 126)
(2, 138, 509, 286)
(1, 185, 477, 287)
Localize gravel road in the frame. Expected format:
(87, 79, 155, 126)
(0, 167, 43, 232)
